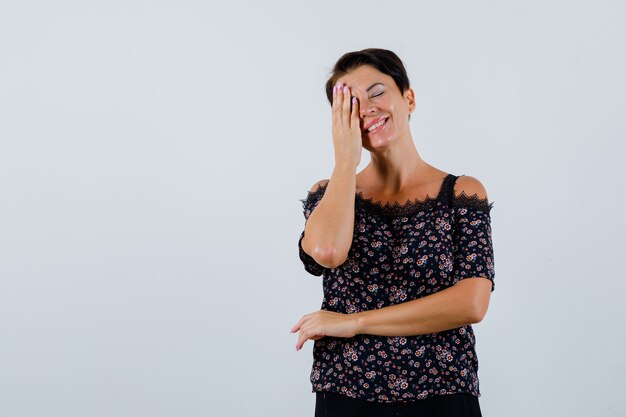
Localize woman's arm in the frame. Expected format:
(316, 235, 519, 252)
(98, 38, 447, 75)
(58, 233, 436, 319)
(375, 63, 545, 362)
(352, 277, 492, 336)
(291, 278, 492, 350)
(300, 84, 362, 268)
(301, 163, 357, 269)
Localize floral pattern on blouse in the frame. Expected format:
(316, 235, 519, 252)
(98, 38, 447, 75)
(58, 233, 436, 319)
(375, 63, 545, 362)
(297, 174, 495, 403)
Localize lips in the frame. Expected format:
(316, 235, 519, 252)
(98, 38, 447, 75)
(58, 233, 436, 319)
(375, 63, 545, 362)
(365, 117, 387, 130)
(365, 117, 388, 133)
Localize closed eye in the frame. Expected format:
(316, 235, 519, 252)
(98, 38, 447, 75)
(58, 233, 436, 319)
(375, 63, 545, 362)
(371, 91, 385, 98)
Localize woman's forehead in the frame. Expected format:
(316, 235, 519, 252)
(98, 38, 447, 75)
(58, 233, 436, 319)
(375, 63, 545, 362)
(338, 66, 389, 90)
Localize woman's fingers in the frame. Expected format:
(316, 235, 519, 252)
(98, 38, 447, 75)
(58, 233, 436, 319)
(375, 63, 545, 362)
(291, 311, 315, 333)
(351, 95, 359, 129)
(338, 84, 360, 131)
(332, 83, 344, 123)
(290, 319, 302, 333)
(296, 333, 306, 350)
(330, 82, 362, 167)
(295, 325, 308, 350)
(342, 85, 351, 126)
(332, 86, 339, 125)
(296, 328, 322, 351)
(333, 83, 353, 128)
(293, 314, 313, 350)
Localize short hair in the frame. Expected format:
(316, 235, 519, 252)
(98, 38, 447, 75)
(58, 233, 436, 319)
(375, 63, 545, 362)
(324, 48, 411, 106)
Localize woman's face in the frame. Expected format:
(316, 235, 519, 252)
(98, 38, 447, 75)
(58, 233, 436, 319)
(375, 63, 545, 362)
(336, 65, 415, 152)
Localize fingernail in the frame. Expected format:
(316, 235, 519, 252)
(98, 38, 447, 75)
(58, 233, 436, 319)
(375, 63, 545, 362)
(343, 86, 349, 93)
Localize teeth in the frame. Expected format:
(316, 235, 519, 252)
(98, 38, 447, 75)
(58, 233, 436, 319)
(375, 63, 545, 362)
(368, 118, 386, 132)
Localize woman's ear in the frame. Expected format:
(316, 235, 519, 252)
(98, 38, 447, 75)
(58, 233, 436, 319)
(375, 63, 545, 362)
(405, 87, 416, 113)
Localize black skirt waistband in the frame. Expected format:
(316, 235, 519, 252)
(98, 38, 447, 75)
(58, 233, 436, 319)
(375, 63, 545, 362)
(315, 391, 482, 417)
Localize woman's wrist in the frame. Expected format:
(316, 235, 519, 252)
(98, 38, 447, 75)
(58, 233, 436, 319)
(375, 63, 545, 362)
(349, 311, 365, 336)
(333, 155, 359, 169)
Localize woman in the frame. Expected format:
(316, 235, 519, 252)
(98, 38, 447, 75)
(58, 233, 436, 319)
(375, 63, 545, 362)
(290, 49, 495, 417)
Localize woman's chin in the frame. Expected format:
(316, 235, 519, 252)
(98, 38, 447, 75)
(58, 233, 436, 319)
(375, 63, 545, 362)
(364, 132, 394, 151)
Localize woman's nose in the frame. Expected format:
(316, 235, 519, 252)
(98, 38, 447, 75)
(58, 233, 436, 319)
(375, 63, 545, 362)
(359, 101, 376, 117)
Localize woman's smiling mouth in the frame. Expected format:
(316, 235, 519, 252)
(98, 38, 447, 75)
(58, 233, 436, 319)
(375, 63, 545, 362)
(366, 117, 388, 133)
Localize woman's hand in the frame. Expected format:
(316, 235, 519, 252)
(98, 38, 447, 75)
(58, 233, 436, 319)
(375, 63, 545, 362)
(332, 83, 362, 168)
(290, 310, 359, 351)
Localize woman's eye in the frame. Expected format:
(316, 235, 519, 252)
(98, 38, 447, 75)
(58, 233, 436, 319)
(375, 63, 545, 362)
(371, 91, 385, 98)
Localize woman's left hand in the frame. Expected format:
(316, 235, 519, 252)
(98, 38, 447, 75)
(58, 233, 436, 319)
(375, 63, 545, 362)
(290, 310, 359, 351)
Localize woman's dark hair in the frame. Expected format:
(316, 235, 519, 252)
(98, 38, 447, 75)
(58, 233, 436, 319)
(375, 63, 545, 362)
(325, 48, 411, 106)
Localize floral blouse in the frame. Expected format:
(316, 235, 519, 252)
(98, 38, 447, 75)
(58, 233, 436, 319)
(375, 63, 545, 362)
(297, 174, 495, 403)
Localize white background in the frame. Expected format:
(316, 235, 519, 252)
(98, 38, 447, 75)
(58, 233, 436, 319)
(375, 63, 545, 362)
(1, 1, 625, 416)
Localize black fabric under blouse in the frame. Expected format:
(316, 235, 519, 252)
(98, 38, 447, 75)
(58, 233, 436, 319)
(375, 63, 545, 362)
(297, 174, 495, 403)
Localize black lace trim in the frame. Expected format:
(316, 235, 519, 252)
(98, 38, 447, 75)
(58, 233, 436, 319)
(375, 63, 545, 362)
(300, 180, 493, 217)
(451, 191, 494, 213)
(301, 181, 329, 200)
(355, 192, 442, 216)
(299, 181, 329, 213)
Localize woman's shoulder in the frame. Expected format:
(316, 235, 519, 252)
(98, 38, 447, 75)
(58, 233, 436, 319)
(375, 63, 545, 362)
(309, 179, 330, 193)
(450, 175, 493, 212)
(452, 175, 488, 200)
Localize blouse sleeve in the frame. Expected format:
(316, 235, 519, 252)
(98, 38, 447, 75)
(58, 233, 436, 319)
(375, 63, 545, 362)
(451, 197, 496, 292)
(297, 186, 328, 276)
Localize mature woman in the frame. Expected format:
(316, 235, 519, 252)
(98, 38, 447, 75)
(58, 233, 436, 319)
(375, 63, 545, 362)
(290, 48, 495, 417)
